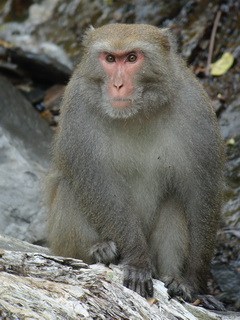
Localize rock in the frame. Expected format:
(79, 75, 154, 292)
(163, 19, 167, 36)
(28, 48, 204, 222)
(0, 22, 73, 70)
(0, 75, 53, 244)
(213, 94, 240, 310)
(0, 234, 49, 254)
(219, 95, 240, 140)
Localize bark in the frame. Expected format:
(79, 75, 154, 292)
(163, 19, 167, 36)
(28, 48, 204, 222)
(0, 236, 238, 320)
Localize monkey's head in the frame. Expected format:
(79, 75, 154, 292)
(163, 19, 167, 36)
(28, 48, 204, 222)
(78, 24, 179, 119)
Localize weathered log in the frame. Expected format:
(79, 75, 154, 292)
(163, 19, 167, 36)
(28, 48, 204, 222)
(0, 236, 238, 319)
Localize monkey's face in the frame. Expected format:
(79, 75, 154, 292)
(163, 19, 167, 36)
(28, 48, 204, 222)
(97, 50, 145, 118)
(81, 24, 176, 119)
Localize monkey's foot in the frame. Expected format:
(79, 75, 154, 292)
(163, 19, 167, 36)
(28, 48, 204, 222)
(194, 295, 226, 311)
(89, 241, 119, 264)
(163, 277, 226, 311)
(163, 276, 193, 302)
(123, 265, 153, 298)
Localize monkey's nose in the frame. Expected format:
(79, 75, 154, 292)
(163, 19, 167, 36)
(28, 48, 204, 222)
(113, 83, 124, 91)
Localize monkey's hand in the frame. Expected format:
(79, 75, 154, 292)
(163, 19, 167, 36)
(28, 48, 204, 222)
(163, 276, 193, 302)
(90, 241, 120, 265)
(123, 265, 153, 298)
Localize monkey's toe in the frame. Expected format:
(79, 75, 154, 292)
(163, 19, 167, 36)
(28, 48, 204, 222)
(90, 241, 119, 264)
(194, 294, 226, 311)
(163, 276, 193, 302)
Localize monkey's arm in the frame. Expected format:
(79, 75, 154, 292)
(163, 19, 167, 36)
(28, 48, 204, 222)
(80, 169, 153, 297)
(50, 130, 153, 297)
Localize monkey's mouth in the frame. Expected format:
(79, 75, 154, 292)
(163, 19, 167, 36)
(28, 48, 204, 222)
(109, 98, 132, 110)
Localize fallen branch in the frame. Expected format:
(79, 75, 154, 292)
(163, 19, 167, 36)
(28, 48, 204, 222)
(0, 243, 238, 319)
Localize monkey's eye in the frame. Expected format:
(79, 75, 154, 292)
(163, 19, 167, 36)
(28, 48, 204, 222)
(127, 54, 137, 63)
(106, 54, 115, 63)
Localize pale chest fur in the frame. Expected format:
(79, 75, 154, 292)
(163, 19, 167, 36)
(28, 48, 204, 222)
(106, 119, 183, 183)
(100, 118, 189, 227)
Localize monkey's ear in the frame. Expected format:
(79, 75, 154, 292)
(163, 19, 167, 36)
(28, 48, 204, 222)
(82, 26, 95, 47)
(160, 28, 178, 53)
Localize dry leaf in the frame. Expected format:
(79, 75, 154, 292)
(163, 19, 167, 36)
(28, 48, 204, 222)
(210, 52, 234, 76)
(0, 39, 13, 48)
(192, 298, 202, 306)
(146, 297, 158, 305)
(226, 138, 235, 146)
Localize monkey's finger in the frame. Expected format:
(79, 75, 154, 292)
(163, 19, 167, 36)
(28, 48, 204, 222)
(167, 287, 179, 298)
(128, 279, 138, 293)
(132, 280, 137, 293)
(139, 281, 148, 298)
(164, 278, 174, 288)
(146, 279, 153, 297)
(123, 278, 130, 289)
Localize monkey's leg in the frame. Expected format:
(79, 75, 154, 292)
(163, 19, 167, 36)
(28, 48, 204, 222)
(152, 196, 221, 305)
(150, 198, 192, 300)
(181, 197, 220, 299)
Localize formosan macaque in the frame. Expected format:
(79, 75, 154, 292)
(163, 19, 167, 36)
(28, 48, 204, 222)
(45, 24, 224, 302)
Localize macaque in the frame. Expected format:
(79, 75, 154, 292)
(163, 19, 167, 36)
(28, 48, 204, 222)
(45, 24, 224, 303)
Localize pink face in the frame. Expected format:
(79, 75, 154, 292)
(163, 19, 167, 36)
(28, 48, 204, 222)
(99, 51, 144, 109)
